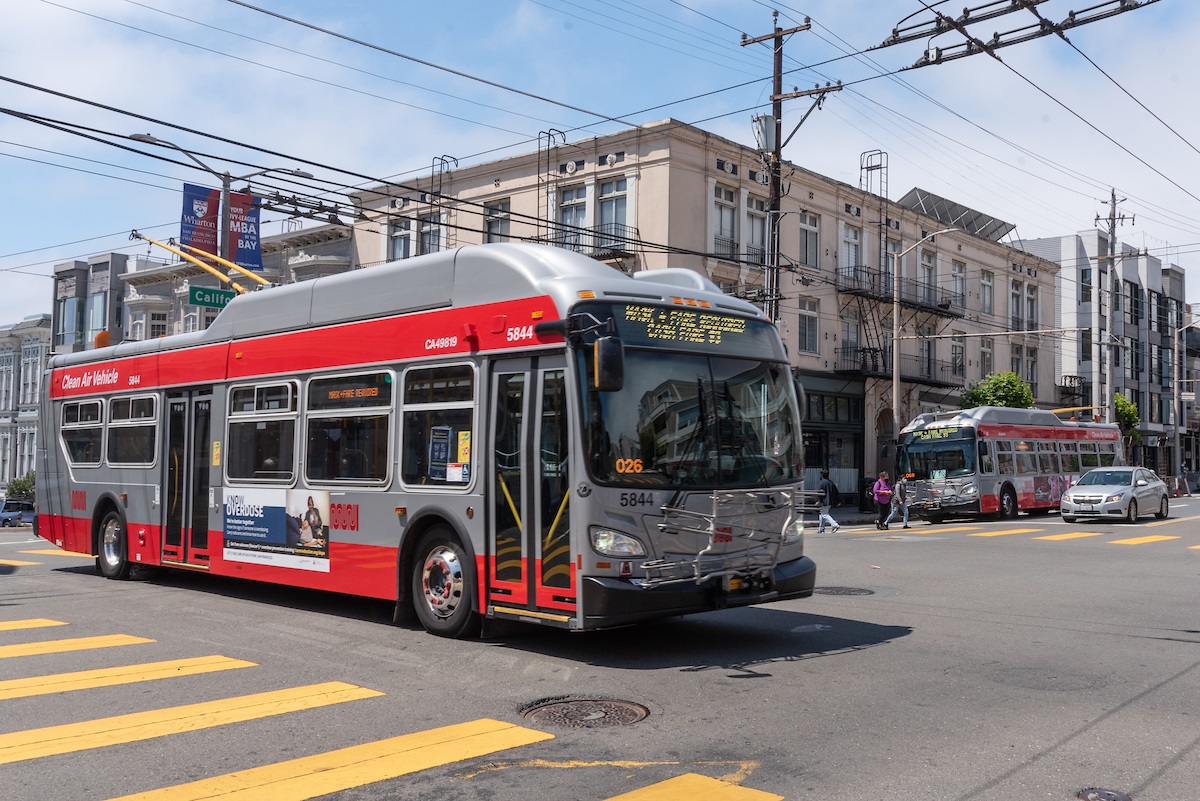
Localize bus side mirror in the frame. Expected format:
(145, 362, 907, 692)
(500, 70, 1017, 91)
(593, 336, 624, 392)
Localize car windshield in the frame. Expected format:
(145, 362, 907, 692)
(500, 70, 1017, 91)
(577, 349, 802, 488)
(1077, 469, 1134, 486)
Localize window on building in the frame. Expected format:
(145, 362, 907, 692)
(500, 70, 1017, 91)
(980, 337, 993, 377)
(840, 306, 860, 350)
(747, 196, 767, 266)
(85, 292, 106, 347)
(1081, 267, 1092, 303)
(797, 297, 819, 354)
(918, 325, 934, 378)
(1026, 347, 1038, 396)
(150, 312, 168, 339)
(798, 212, 819, 268)
(1011, 344, 1023, 375)
(1125, 280, 1142, 326)
(981, 271, 994, 315)
(598, 179, 627, 250)
(1081, 330, 1093, 363)
(1025, 284, 1038, 330)
(1011, 280, 1024, 330)
(919, 249, 936, 303)
(418, 212, 441, 255)
(841, 225, 861, 276)
(951, 260, 965, 307)
(884, 239, 899, 295)
(1148, 290, 1161, 333)
(55, 296, 81, 348)
(952, 334, 965, 377)
(558, 185, 588, 251)
(484, 200, 510, 243)
(390, 219, 412, 260)
(714, 185, 737, 260)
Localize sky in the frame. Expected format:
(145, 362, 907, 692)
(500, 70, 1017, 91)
(2, 0, 1198, 323)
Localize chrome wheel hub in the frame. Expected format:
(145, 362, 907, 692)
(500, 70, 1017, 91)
(420, 546, 464, 620)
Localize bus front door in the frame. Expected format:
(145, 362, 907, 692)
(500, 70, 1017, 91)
(162, 391, 212, 568)
(487, 357, 576, 625)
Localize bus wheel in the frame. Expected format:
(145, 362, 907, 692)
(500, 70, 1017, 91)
(412, 527, 480, 639)
(999, 487, 1018, 520)
(1156, 495, 1169, 520)
(97, 510, 132, 580)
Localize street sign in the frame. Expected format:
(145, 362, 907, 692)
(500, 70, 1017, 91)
(188, 286, 237, 309)
(1182, 392, 1196, 402)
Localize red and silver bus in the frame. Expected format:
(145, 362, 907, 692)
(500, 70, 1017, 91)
(897, 406, 1123, 520)
(36, 243, 813, 637)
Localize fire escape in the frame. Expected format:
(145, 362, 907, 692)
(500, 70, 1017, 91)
(833, 151, 965, 390)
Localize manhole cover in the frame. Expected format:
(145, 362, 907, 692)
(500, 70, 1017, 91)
(521, 698, 649, 728)
(1078, 789, 1132, 801)
(812, 586, 875, 596)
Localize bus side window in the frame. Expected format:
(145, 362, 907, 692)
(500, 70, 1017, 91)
(1079, 442, 1099, 468)
(1037, 442, 1058, 474)
(1015, 440, 1037, 474)
(978, 440, 995, 475)
(227, 382, 298, 483)
(401, 364, 475, 486)
(995, 440, 1015, 475)
(1098, 443, 1117, 467)
(1060, 443, 1080, 473)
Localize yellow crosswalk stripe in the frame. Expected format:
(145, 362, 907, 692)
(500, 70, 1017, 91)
(0, 634, 153, 659)
(0, 681, 382, 765)
(605, 773, 783, 800)
(968, 528, 1041, 537)
(0, 558, 41, 567)
(0, 656, 257, 701)
(1036, 532, 1105, 541)
(0, 619, 68, 632)
(19, 548, 92, 558)
(1108, 535, 1181, 545)
(105, 718, 552, 801)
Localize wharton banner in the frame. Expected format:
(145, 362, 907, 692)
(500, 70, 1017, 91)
(225, 189, 263, 271)
(180, 183, 220, 260)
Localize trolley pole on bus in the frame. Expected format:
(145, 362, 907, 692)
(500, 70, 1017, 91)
(892, 228, 958, 448)
(130, 134, 312, 261)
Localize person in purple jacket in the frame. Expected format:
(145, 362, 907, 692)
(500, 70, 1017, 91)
(873, 471, 894, 530)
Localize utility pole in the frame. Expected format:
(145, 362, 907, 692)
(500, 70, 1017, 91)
(742, 12, 810, 323)
(1095, 188, 1132, 427)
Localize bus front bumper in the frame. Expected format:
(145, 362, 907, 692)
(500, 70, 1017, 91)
(579, 555, 816, 629)
(912, 499, 981, 516)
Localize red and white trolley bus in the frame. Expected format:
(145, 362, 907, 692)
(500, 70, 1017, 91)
(36, 243, 814, 637)
(897, 406, 1123, 520)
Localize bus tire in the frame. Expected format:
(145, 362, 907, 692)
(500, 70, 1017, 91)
(1156, 496, 1169, 520)
(1125, 499, 1138, 523)
(97, 509, 132, 580)
(998, 486, 1018, 520)
(411, 527, 480, 639)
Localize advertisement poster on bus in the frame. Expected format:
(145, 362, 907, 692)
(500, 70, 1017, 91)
(223, 489, 330, 572)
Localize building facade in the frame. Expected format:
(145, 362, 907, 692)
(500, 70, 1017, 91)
(0, 314, 51, 492)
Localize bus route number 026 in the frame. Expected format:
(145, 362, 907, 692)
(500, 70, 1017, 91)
(615, 458, 643, 474)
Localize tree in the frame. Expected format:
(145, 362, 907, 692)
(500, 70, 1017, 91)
(959, 372, 1034, 409)
(1114, 393, 1141, 463)
(5, 470, 35, 501)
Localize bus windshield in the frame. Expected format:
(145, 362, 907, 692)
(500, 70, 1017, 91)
(899, 435, 977, 480)
(579, 348, 801, 489)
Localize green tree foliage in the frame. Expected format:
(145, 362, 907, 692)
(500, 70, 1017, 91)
(959, 372, 1034, 409)
(1114, 393, 1141, 446)
(5, 470, 35, 501)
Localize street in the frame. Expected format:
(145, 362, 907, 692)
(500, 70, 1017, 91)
(2, 501, 1199, 801)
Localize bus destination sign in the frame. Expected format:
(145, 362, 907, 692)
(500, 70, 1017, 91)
(910, 426, 965, 441)
(623, 305, 747, 345)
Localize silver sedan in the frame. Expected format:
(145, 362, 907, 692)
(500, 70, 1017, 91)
(1060, 467, 1170, 523)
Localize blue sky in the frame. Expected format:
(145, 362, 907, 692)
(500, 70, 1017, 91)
(2, 0, 1197, 319)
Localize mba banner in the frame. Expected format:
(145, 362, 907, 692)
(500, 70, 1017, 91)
(180, 183, 220, 260)
(225, 189, 263, 271)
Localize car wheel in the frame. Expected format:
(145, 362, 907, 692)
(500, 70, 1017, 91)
(411, 526, 480, 639)
(1, 518, 10, 527)
(1061, 515, 1077, 523)
(1124, 499, 1138, 523)
(1155, 495, 1169, 520)
(97, 509, 132, 580)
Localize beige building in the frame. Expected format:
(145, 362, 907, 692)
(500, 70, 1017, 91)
(0, 314, 50, 490)
(350, 119, 1061, 499)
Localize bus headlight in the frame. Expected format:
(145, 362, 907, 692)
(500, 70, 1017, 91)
(590, 528, 647, 557)
(961, 483, 979, 497)
(782, 517, 804, 545)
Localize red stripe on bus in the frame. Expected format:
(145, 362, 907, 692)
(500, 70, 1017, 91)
(49, 297, 560, 398)
(974, 424, 1120, 441)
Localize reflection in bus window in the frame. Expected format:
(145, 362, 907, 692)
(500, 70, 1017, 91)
(995, 440, 1015, 475)
(1015, 440, 1037, 474)
(1060, 442, 1080, 473)
(1037, 441, 1058, 474)
(1079, 442, 1100, 468)
(1098, 443, 1117, 466)
(107, 394, 157, 465)
(227, 382, 297, 482)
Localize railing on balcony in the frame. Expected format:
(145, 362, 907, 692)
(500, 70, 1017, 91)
(534, 223, 641, 259)
(833, 346, 965, 388)
(834, 264, 963, 318)
(745, 244, 767, 266)
(714, 235, 739, 261)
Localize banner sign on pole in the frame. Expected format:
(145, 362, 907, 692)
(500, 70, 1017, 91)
(226, 190, 263, 271)
(180, 183, 220, 262)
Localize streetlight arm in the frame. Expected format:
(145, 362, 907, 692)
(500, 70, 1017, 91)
(130, 134, 222, 179)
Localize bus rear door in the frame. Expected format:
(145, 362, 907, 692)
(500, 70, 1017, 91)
(487, 356, 576, 625)
(163, 391, 212, 568)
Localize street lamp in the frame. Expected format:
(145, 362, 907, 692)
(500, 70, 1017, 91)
(130, 134, 313, 262)
(891, 228, 959, 450)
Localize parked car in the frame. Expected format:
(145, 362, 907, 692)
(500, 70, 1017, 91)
(1060, 467, 1169, 523)
(0, 499, 34, 527)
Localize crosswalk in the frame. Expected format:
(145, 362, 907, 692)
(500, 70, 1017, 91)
(831, 521, 1200, 548)
(0, 618, 782, 800)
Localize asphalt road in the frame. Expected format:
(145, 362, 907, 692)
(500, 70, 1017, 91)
(2, 500, 1198, 801)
